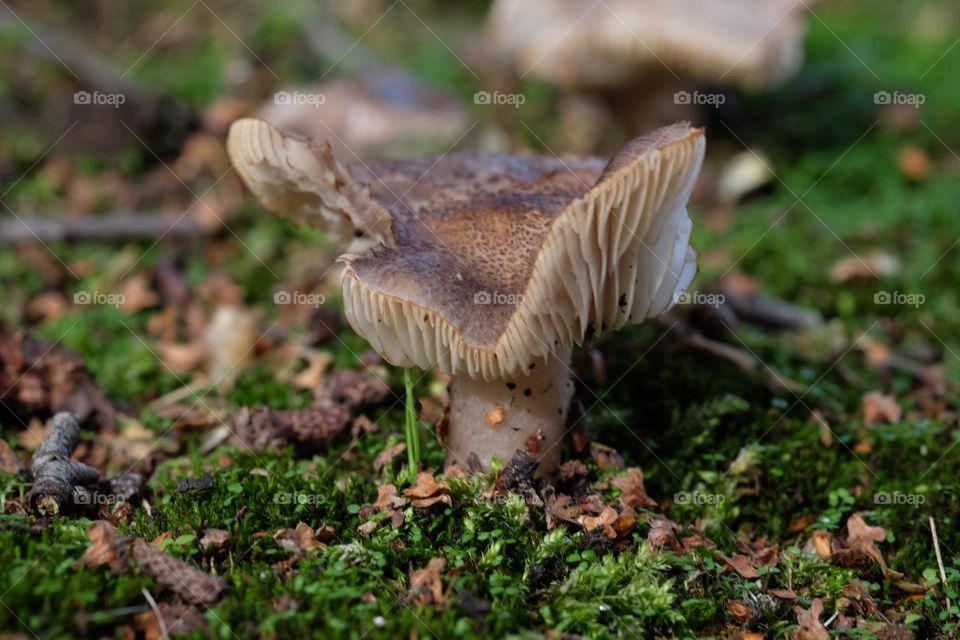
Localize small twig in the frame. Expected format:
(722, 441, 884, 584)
(142, 588, 170, 640)
(930, 517, 951, 611)
(0, 213, 209, 245)
(681, 332, 806, 394)
(26, 412, 100, 516)
(823, 611, 839, 628)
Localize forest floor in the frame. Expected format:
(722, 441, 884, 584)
(1, 1, 959, 638)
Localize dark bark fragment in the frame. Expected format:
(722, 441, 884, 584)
(26, 412, 100, 516)
(175, 475, 214, 494)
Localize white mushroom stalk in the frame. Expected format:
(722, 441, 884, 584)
(227, 117, 706, 474)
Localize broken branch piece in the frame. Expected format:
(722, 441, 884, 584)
(26, 412, 100, 516)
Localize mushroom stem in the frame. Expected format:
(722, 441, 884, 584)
(607, 72, 698, 134)
(446, 350, 574, 474)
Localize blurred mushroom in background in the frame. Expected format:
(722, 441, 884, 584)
(486, 0, 811, 131)
(256, 69, 470, 160)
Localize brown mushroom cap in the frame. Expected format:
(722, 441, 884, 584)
(228, 118, 704, 380)
(487, 0, 807, 89)
(343, 125, 705, 380)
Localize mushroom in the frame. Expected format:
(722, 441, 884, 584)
(486, 0, 809, 129)
(257, 70, 469, 161)
(227, 118, 705, 473)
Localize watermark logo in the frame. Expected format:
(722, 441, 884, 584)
(274, 91, 326, 108)
(274, 291, 326, 307)
(274, 491, 322, 505)
(474, 290, 524, 306)
(674, 491, 725, 505)
(874, 290, 924, 308)
(874, 91, 925, 107)
(474, 90, 525, 108)
(75, 491, 123, 506)
(674, 91, 725, 107)
(74, 90, 126, 108)
(74, 291, 125, 308)
(874, 491, 925, 507)
(672, 291, 725, 308)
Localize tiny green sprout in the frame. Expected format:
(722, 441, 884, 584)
(404, 367, 421, 479)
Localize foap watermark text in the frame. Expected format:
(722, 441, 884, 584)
(74, 291, 125, 308)
(274, 291, 326, 307)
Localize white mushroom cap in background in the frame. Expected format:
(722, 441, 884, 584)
(256, 70, 469, 160)
(487, 0, 808, 90)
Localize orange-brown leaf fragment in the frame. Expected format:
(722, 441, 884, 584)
(403, 472, 452, 509)
(83, 521, 130, 572)
(544, 492, 581, 530)
(793, 597, 829, 640)
(805, 530, 834, 560)
(373, 442, 406, 475)
(719, 552, 760, 579)
(360, 483, 409, 533)
(611, 468, 657, 509)
(579, 506, 618, 537)
(863, 391, 901, 425)
(200, 528, 230, 550)
(727, 601, 752, 622)
(274, 522, 324, 556)
(409, 557, 446, 607)
(0, 439, 20, 473)
(647, 518, 684, 554)
(841, 513, 890, 573)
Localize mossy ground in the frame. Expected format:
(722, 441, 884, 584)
(2, 1, 960, 638)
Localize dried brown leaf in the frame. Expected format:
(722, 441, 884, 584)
(719, 552, 760, 579)
(274, 522, 324, 556)
(0, 439, 20, 473)
(403, 472, 450, 501)
(409, 557, 446, 607)
(200, 528, 230, 550)
(83, 521, 130, 572)
(793, 598, 829, 640)
(863, 391, 902, 425)
(611, 468, 657, 509)
(727, 601, 752, 622)
(557, 459, 588, 482)
(840, 513, 892, 574)
(373, 442, 407, 475)
(647, 518, 684, 554)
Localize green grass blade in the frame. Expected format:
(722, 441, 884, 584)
(404, 367, 420, 474)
